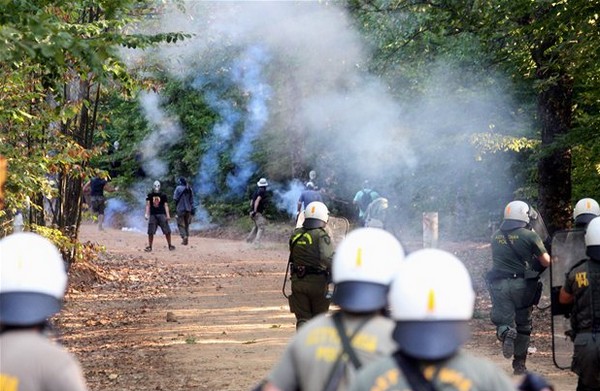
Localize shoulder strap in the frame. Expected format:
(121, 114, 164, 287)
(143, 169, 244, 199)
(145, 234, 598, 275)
(393, 352, 436, 391)
(322, 312, 372, 391)
(332, 312, 363, 368)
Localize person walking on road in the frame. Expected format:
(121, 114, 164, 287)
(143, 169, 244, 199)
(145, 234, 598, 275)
(145, 180, 175, 252)
(246, 178, 269, 246)
(83, 176, 115, 231)
(288, 201, 334, 329)
(486, 200, 551, 374)
(257, 228, 406, 391)
(559, 216, 600, 391)
(0, 232, 89, 391)
(173, 177, 194, 246)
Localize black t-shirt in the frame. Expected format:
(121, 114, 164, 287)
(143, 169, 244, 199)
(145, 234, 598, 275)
(251, 187, 268, 213)
(90, 178, 107, 197)
(146, 192, 168, 215)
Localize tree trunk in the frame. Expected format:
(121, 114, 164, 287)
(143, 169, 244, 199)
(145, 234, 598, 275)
(536, 70, 573, 235)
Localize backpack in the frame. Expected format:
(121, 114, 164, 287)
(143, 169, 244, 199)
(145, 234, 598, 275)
(359, 189, 373, 211)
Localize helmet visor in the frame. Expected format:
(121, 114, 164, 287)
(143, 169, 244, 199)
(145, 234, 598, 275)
(332, 281, 388, 312)
(0, 292, 61, 326)
(392, 320, 470, 360)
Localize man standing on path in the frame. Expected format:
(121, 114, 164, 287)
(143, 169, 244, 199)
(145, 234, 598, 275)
(173, 177, 194, 246)
(487, 200, 551, 374)
(246, 177, 269, 246)
(145, 180, 175, 252)
(83, 176, 115, 231)
(559, 216, 600, 391)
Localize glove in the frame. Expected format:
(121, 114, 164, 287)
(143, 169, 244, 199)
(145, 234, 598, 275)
(144, 214, 149, 220)
(250, 211, 256, 218)
(519, 372, 554, 391)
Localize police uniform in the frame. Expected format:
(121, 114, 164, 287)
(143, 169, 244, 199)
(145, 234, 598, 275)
(562, 258, 600, 390)
(488, 226, 547, 371)
(288, 226, 334, 329)
(266, 312, 397, 391)
(0, 329, 88, 391)
(348, 350, 515, 391)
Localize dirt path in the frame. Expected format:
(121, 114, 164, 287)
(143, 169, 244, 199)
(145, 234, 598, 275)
(57, 222, 578, 391)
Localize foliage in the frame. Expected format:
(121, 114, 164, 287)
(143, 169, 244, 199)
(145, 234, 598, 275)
(0, 0, 189, 263)
(346, 0, 600, 233)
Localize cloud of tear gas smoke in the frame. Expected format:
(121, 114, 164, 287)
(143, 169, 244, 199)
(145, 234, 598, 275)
(121, 2, 528, 227)
(138, 91, 183, 178)
(273, 179, 305, 217)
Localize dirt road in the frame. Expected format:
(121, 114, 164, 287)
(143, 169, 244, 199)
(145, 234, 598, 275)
(56, 222, 578, 390)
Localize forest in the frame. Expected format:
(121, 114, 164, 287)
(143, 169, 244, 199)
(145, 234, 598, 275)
(1, 0, 599, 262)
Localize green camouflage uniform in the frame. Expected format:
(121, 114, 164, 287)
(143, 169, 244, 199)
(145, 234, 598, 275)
(348, 350, 515, 391)
(288, 226, 334, 329)
(488, 227, 547, 367)
(563, 258, 600, 391)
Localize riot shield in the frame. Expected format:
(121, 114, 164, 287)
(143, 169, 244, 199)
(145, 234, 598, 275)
(529, 206, 550, 243)
(327, 215, 350, 247)
(295, 213, 349, 246)
(549, 229, 586, 369)
(529, 207, 552, 303)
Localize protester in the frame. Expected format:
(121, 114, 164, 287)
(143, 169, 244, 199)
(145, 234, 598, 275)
(144, 180, 175, 252)
(353, 180, 379, 226)
(246, 178, 269, 246)
(0, 232, 89, 391)
(82, 176, 115, 231)
(173, 177, 195, 245)
(297, 181, 323, 215)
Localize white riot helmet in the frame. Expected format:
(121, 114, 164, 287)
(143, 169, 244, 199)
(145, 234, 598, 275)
(302, 201, 329, 229)
(584, 216, 600, 259)
(574, 198, 600, 227)
(0, 232, 68, 326)
(332, 228, 405, 312)
(389, 249, 474, 360)
(500, 200, 534, 230)
(153, 180, 161, 192)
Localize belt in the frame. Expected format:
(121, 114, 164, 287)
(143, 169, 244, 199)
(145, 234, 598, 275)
(290, 264, 327, 277)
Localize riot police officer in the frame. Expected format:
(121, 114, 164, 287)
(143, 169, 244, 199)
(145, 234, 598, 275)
(0, 233, 89, 391)
(487, 200, 551, 374)
(288, 201, 334, 329)
(559, 216, 600, 391)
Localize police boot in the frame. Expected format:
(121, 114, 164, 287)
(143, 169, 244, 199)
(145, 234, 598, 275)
(512, 356, 527, 375)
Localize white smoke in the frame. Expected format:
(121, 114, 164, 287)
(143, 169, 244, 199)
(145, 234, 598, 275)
(119, 1, 529, 234)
